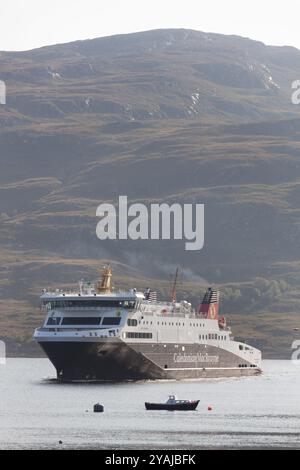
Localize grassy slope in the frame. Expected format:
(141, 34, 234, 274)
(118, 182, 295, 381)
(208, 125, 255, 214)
(0, 30, 300, 356)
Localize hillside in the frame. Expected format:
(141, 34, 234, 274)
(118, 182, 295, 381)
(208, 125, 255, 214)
(0, 29, 300, 357)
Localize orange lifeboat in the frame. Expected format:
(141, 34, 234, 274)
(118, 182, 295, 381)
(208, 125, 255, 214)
(218, 316, 227, 329)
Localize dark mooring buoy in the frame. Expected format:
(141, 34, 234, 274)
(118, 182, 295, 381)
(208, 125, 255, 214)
(93, 403, 104, 413)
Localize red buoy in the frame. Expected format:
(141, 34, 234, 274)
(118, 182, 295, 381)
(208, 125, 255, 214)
(208, 406, 212, 411)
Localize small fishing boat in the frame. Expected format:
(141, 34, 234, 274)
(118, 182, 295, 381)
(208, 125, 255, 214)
(145, 395, 199, 411)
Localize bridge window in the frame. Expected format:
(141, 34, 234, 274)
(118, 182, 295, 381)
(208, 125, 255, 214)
(102, 317, 121, 326)
(47, 317, 61, 326)
(61, 317, 101, 326)
(127, 319, 138, 327)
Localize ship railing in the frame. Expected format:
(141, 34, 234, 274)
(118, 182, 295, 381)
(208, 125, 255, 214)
(42, 306, 125, 311)
(141, 301, 177, 307)
(42, 290, 80, 295)
(35, 327, 119, 337)
(141, 301, 193, 312)
(140, 310, 194, 319)
(41, 288, 139, 296)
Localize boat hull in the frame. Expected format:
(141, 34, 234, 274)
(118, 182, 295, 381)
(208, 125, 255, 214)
(37, 339, 261, 382)
(145, 400, 199, 411)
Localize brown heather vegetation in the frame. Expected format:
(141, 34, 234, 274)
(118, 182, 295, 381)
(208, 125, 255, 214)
(0, 29, 300, 357)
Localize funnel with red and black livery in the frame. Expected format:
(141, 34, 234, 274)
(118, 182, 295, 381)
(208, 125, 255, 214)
(198, 287, 219, 319)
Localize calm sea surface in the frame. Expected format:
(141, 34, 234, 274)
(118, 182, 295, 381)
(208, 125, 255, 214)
(0, 359, 299, 449)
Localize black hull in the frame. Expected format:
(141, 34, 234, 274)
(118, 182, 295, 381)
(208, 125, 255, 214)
(38, 339, 261, 382)
(145, 401, 199, 411)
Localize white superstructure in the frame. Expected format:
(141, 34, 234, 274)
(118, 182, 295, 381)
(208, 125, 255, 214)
(34, 267, 262, 381)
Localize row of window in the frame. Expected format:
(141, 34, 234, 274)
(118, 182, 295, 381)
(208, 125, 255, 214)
(127, 319, 227, 340)
(239, 364, 257, 368)
(47, 317, 121, 326)
(43, 300, 136, 310)
(128, 320, 188, 327)
(126, 332, 153, 339)
(148, 321, 212, 328)
(157, 321, 184, 327)
(199, 334, 227, 341)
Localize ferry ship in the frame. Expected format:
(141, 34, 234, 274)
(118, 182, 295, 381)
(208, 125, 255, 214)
(34, 266, 262, 382)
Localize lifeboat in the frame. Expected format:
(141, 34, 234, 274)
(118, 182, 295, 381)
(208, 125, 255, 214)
(218, 316, 227, 329)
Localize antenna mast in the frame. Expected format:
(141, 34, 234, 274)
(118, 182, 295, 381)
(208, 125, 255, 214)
(170, 267, 179, 303)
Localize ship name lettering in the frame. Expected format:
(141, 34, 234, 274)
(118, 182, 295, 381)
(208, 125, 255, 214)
(173, 353, 219, 364)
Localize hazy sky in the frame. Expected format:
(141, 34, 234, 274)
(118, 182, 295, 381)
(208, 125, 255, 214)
(1, 0, 300, 51)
